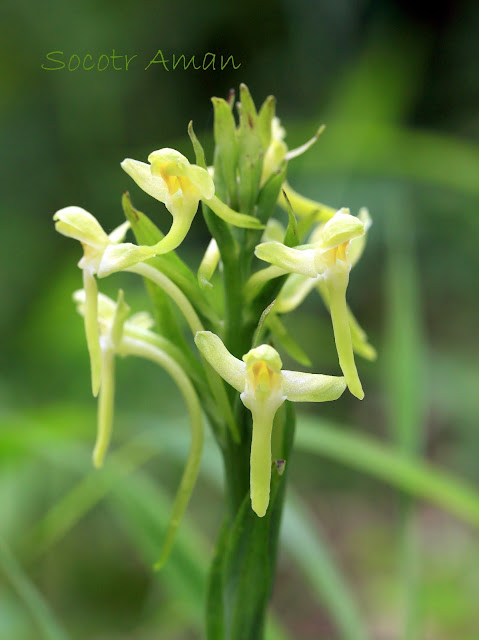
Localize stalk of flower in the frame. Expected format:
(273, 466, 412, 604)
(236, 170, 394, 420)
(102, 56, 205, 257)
(195, 331, 346, 517)
(255, 209, 366, 399)
(98, 148, 265, 276)
(74, 289, 204, 568)
(53, 206, 130, 396)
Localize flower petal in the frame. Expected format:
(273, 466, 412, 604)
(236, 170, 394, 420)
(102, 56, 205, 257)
(255, 242, 318, 278)
(54, 206, 109, 248)
(98, 243, 158, 277)
(347, 207, 371, 268)
(320, 209, 364, 250)
(121, 158, 169, 203)
(281, 370, 346, 402)
(194, 331, 245, 392)
(108, 220, 131, 244)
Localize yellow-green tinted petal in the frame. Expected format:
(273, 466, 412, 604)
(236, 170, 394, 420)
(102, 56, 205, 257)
(255, 242, 318, 278)
(320, 209, 364, 250)
(316, 279, 376, 361)
(326, 271, 364, 399)
(194, 331, 245, 392)
(108, 220, 130, 244)
(243, 344, 282, 372)
(205, 195, 264, 230)
(262, 218, 286, 243)
(128, 311, 155, 331)
(275, 273, 316, 313)
(279, 183, 336, 221)
(148, 147, 189, 166)
(198, 238, 220, 288)
(121, 158, 169, 202)
(181, 163, 215, 199)
(54, 206, 109, 248)
(281, 370, 346, 402)
(98, 243, 158, 278)
(347, 207, 371, 268)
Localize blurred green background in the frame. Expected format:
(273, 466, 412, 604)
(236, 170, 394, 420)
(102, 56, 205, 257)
(1, 1, 479, 638)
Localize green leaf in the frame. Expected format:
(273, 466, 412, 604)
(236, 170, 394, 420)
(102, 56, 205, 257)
(0, 538, 70, 640)
(295, 416, 479, 528)
(282, 494, 368, 640)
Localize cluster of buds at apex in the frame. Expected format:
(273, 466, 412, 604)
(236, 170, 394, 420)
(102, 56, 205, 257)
(195, 331, 346, 517)
(255, 209, 367, 399)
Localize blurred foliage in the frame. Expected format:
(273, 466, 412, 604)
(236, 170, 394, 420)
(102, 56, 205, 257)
(1, 0, 479, 638)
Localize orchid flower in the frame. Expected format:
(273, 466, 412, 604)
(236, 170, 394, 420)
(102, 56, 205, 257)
(53, 206, 129, 396)
(255, 209, 366, 399)
(98, 148, 264, 277)
(195, 331, 346, 517)
(275, 208, 376, 361)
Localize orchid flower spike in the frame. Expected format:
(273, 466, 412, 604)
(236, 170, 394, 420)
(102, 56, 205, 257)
(99, 148, 263, 277)
(255, 208, 366, 399)
(54, 206, 130, 396)
(195, 331, 346, 517)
